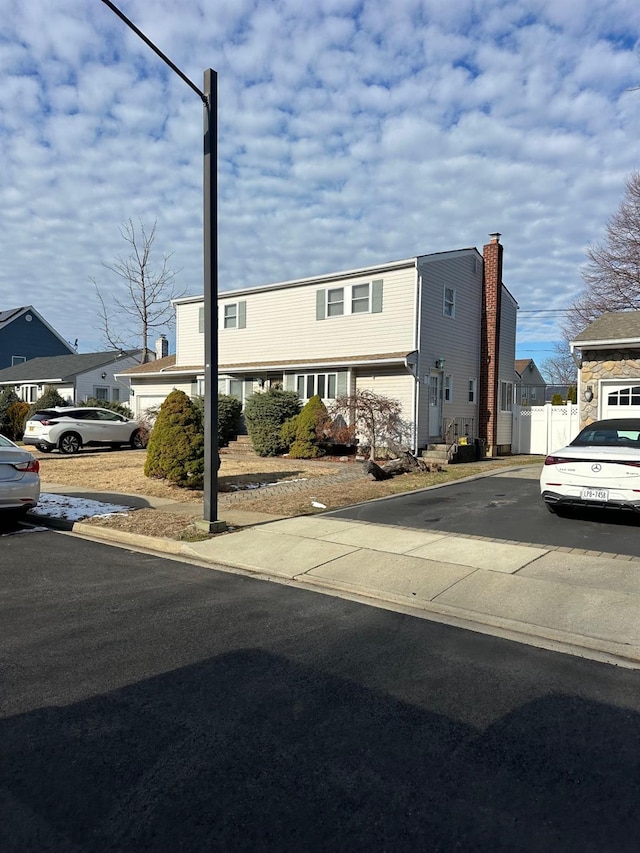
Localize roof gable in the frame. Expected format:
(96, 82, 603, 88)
(0, 306, 75, 352)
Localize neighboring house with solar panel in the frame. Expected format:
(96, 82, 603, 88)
(571, 311, 640, 426)
(0, 306, 75, 371)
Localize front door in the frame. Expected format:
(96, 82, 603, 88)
(428, 372, 442, 438)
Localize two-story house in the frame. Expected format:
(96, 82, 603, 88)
(120, 234, 517, 456)
(0, 306, 75, 369)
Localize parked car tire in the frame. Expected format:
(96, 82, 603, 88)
(58, 433, 82, 454)
(130, 430, 146, 450)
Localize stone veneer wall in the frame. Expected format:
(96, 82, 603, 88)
(580, 348, 640, 425)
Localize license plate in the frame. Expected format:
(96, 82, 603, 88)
(27, 426, 34, 432)
(581, 487, 609, 501)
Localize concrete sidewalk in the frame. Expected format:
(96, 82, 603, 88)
(36, 482, 640, 669)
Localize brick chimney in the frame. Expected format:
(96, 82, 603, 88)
(479, 233, 503, 456)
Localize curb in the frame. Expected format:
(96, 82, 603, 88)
(32, 511, 640, 671)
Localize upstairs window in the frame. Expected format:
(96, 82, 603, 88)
(468, 378, 477, 403)
(12, 355, 26, 365)
(351, 283, 370, 314)
(317, 280, 383, 320)
(443, 286, 456, 318)
(224, 304, 237, 329)
(327, 288, 344, 317)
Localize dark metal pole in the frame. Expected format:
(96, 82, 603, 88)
(201, 69, 225, 531)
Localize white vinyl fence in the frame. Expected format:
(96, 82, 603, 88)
(512, 402, 580, 455)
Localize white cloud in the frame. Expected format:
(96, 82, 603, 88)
(1, 0, 640, 357)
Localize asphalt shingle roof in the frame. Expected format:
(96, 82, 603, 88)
(572, 311, 640, 344)
(0, 350, 141, 383)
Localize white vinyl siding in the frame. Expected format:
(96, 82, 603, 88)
(175, 266, 416, 368)
(443, 286, 456, 318)
(497, 287, 517, 446)
(416, 251, 481, 448)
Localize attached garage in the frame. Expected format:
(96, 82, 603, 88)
(600, 382, 640, 420)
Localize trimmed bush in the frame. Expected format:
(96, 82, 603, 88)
(551, 393, 564, 406)
(4, 401, 29, 441)
(144, 389, 204, 488)
(27, 385, 67, 420)
(280, 415, 299, 451)
(80, 398, 134, 418)
(244, 388, 301, 456)
(0, 387, 20, 437)
(192, 394, 243, 447)
(288, 395, 330, 458)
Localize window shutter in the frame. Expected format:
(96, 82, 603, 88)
(284, 373, 295, 391)
(337, 371, 348, 396)
(238, 301, 246, 329)
(316, 289, 326, 321)
(372, 280, 383, 313)
(198, 306, 204, 334)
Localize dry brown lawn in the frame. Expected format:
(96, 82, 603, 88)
(28, 444, 544, 540)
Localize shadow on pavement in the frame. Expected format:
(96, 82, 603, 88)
(3, 649, 639, 852)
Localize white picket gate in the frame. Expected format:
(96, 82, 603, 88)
(512, 402, 580, 455)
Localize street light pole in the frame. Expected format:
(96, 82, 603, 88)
(99, 1, 225, 531)
(201, 68, 225, 531)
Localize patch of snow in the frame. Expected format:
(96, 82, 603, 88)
(30, 493, 133, 522)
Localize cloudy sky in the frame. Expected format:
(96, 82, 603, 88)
(2, 0, 639, 364)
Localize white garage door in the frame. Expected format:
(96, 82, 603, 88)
(135, 395, 167, 419)
(601, 383, 640, 419)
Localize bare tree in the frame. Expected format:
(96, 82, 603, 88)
(562, 171, 640, 341)
(540, 340, 578, 385)
(330, 390, 411, 460)
(93, 220, 184, 362)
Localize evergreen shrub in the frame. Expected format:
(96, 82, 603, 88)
(27, 385, 67, 420)
(551, 393, 564, 406)
(244, 388, 301, 456)
(144, 389, 204, 488)
(288, 395, 330, 458)
(5, 401, 29, 441)
(0, 387, 20, 437)
(192, 394, 243, 447)
(80, 398, 134, 418)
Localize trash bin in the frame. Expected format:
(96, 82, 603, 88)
(474, 438, 486, 460)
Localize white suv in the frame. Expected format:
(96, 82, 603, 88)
(24, 407, 146, 454)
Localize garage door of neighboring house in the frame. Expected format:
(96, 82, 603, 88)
(600, 382, 640, 420)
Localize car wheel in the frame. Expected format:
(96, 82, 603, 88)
(130, 430, 145, 450)
(59, 433, 82, 454)
(37, 444, 52, 453)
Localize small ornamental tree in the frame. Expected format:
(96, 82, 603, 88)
(27, 386, 67, 420)
(244, 388, 301, 456)
(551, 393, 564, 406)
(144, 389, 204, 488)
(330, 390, 410, 460)
(192, 394, 243, 447)
(288, 395, 330, 458)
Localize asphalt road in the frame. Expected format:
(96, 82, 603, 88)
(329, 466, 640, 556)
(2, 531, 640, 852)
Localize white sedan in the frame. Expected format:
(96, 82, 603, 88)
(0, 434, 40, 516)
(541, 418, 640, 515)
